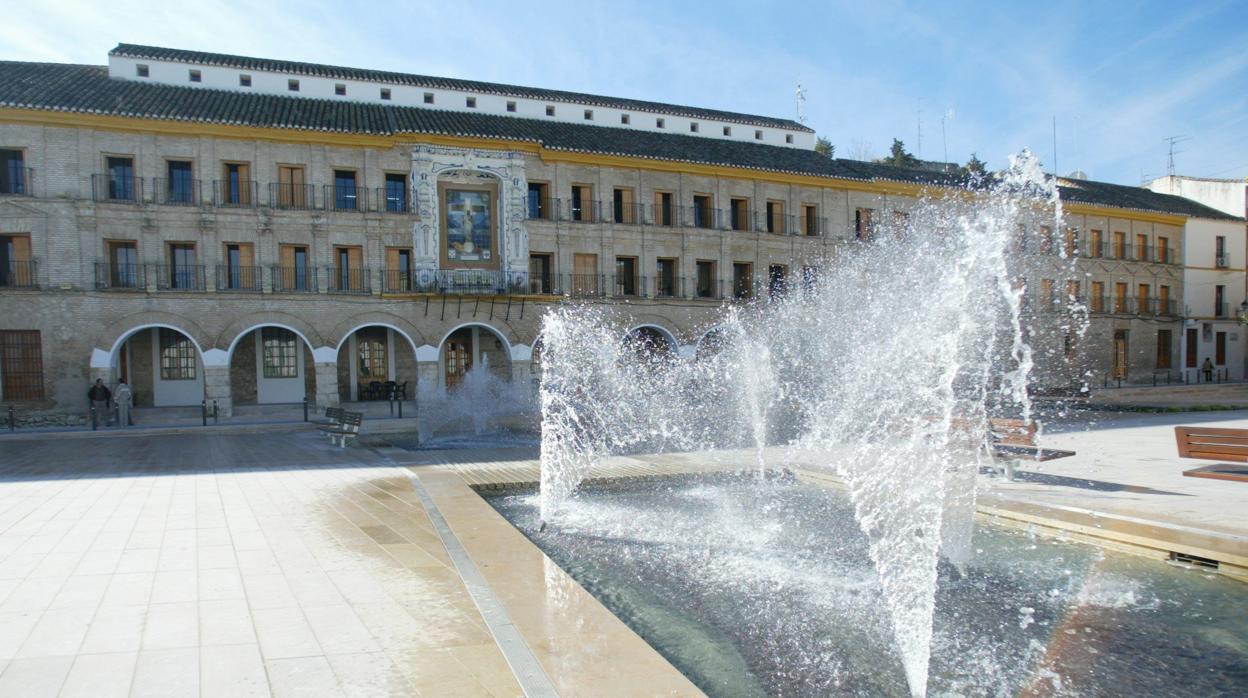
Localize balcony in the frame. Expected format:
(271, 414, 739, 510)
(326, 267, 371, 294)
(1, 167, 32, 196)
(153, 178, 201, 206)
(215, 265, 262, 293)
(94, 262, 146, 290)
(682, 206, 722, 230)
(270, 266, 317, 293)
(213, 180, 259, 208)
(568, 200, 602, 223)
(756, 211, 796, 235)
(1216, 255, 1230, 269)
(1154, 247, 1176, 264)
(91, 174, 143, 203)
(152, 264, 206, 292)
(269, 183, 317, 211)
(1215, 302, 1228, 318)
(609, 202, 644, 226)
(0, 259, 37, 288)
(649, 204, 680, 228)
(564, 273, 606, 297)
(325, 185, 368, 213)
(526, 197, 560, 221)
(415, 269, 531, 295)
(653, 276, 683, 298)
(376, 187, 411, 214)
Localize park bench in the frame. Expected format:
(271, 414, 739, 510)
(948, 416, 1075, 479)
(318, 410, 363, 448)
(1174, 426, 1248, 482)
(316, 406, 344, 427)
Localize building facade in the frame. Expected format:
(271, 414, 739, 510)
(0, 46, 1240, 419)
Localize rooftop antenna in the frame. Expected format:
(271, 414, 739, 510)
(941, 108, 954, 169)
(916, 103, 923, 158)
(1052, 115, 1058, 177)
(795, 84, 807, 125)
(1163, 135, 1189, 176)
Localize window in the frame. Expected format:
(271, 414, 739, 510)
(656, 258, 676, 297)
(1066, 279, 1080, 302)
(261, 328, 299, 378)
(1090, 281, 1104, 312)
(189, 69, 201, 83)
(335, 83, 346, 96)
(276, 165, 307, 208)
(168, 243, 198, 289)
(380, 88, 391, 100)
(1040, 278, 1055, 311)
(1135, 233, 1148, 261)
(1216, 236, 1228, 266)
(527, 182, 550, 219)
(1, 149, 27, 195)
(571, 184, 594, 222)
(384, 173, 407, 213)
(0, 330, 44, 400)
(222, 162, 251, 206)
(692, 194, 712, 229)
(223, 243, 254, 290)
(1187, 328, 1199, 368)
(239, 74, 251, 87)
(654, 191, 674, 226)
(278, 244, 310, 292)
(1114, 282, 1128, 313)
(621, 114, 630, 125)
(733, 263, 753, 299)
(690, 122, 699, 133)
(466, 96, 477, 108)
(1138, 283, 1150, 313)
(106, 240, 139, 288)
(802, 204, 818, 236)
(768, 264, 788, 297)
(1216, 285, 1226, 317)
(766, 201, 785, 234)
(334, 246, 363, 292)
(1158, 236, 1170, 263)
(506, 101, 516, 112)
(755, 130, 763, 140)
(785, 134, 794, 144)
(0, 234, 33, 287)
(855, 208, 874, 241)
(1063, 227, 1078, 257)
(528, 253, 552, 294)
(546, 105, 555, 116)
(333, 169, 358, 210)
(385, 247, 412, 291)
(1039, 225, 1054, 253)
(584, 109, 593, 120)
(615, 257, 637, 296)
(1089, 229, 1103, 257)
(288, 79, 299, 92)
(730, 198, 749, 231)
(1112, 231, 1126, 258)
(136, 64, 149, 78)
(424, 92, 435, 104)
(158, 329, 196, 380)
(1217, 331, 1227, 365)
(613, 187, 636, 224)
(165, 160, 194, 204)
(656, 118, 665, 129)
(1159, 285, 1171, 314)
(105, 156, 135, 201)
(723, 126, 732, 136)
(696, 260, 716, 298)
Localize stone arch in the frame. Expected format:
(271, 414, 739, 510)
(327, 312, 425, 354)
(624, 323, 679, 351)
(437, 322, 515, 362)
(438, 322, 514, 388)
(90, 320, 207, 408)
(92, 311, 213, 362)
(623, 312, 693, 345)
(222, 320, 322, 407)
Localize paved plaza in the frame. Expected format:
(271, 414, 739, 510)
(0, 410, 1245, 697)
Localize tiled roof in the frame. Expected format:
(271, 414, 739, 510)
(109, 43, 813, 133)
(0, 60, 1239, 222)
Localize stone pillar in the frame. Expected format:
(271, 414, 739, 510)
(313, 363, 340, 409)
(417, 361, 440, 393)
(202, 364, 233, 418)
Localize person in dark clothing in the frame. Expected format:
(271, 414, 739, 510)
(88, 378, 112, 425)
(1202, 357, 1214, 382)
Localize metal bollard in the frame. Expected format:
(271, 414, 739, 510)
(91, 404, 98, 431)
(8, 405, 14, 432)
(388, 398, 394, 417)
(302, 397, 309, 422)
(213, 400, 218, 425)
(201, 400, 207, 427)
(398, 399, 403, 419)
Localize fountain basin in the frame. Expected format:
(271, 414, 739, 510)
(485, 473, 1248, 697)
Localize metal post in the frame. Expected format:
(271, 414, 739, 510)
(212, 400, 218, 425)
(389, 397, 394, 417)
(302, 397, 309, 422)
(91, 405, 98, 431)
(8, 406, 14, 432)
(201, 400, 207, 427)
(397, 399, 403, 419)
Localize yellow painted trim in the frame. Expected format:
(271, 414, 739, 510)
(1185, 266, 1247, 272)
(1064, 203, 1186, 226)
(0, 106, 1198, 223)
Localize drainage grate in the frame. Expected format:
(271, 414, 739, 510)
(1170, 551, 1220, 570)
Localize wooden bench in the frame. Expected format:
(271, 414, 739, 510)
(318, 411, 363, 448)
(1175, 426, 1248, 482)
(948, 416, 1075, 479)
(316, 406, 344, 427)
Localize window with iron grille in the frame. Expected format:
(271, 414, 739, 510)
(0, 330, 44, 400)
(159, 328, 196, 380)
(262, 328, 299, 379)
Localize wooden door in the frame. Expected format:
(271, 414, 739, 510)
(573, 253, 598, 294)
(1112, 330, 1128, 379)
(1186, 328, 1198, 368)
(278, 165, 305, 207)
(444, 330, 472, 390)
(1216, 332, 1227, 365)
(6, 235, 31, 285)
(355, 328, 387, 397)
(1137, 283, 1149, 314)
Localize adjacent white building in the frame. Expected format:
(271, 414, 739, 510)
(1145, 176, 1248, 379)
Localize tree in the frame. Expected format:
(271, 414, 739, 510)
(814, 137, 835, 158)
(878, 138, 918, 168)
(963, 153, 988, 177)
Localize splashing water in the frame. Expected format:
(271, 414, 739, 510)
(538, 151, 1067, 696)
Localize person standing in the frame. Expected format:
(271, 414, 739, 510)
(1202, 357, 1215, 383)
(87, 378, 112, 425)
(114, 380, 133, 427)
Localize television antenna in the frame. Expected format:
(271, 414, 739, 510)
(795, 84, 807, 125)
(1163, 135, 1189, 176)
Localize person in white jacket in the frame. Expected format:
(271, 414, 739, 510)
(114, 380, 133, 427)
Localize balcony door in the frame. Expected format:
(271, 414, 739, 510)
(0, 234, 31, 287)
(573, 253, 598, 295)
(354, 328, 388, 398)
(107, 241, 139, 288)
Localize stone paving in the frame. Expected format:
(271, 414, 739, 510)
(0, 431, 522, 698)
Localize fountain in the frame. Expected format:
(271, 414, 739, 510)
(525, 153, 1240, 696)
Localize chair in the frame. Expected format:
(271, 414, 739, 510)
(365, 381, 383, 400)
(392, 381, 408, 400)
(383, 380, 397, 399)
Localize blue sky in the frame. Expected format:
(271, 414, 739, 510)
(4, 0, 1246, 185)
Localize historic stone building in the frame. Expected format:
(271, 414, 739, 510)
(0, 45, 1239, 419)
